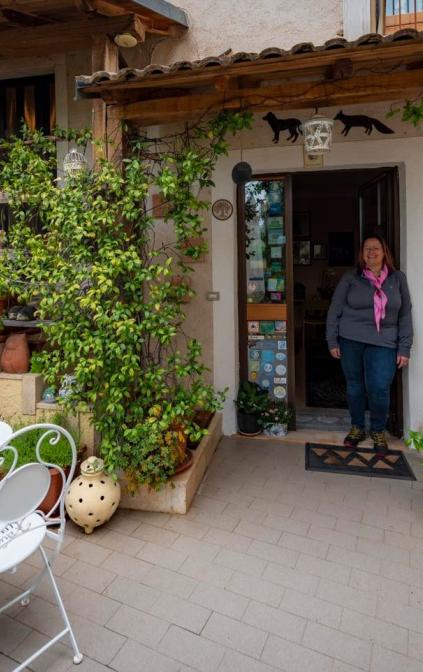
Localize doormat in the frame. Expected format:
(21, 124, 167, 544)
(305, 443, 416, 481)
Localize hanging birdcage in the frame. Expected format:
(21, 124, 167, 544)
(302, 114, 334, 155)
(63, 149, 87, 176)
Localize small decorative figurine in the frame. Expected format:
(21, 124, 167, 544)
(263, 112, 303, 143)
(334, 110, 394, 136)
(65, 456, 121, 534)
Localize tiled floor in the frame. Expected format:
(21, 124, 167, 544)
(2, 435, 423, 672)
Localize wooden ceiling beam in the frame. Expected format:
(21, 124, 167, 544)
(1, 7, 57, 26)
(79, 41, 423, 98)
(0, 13, 146, 56)
(107, 68, 423, 125)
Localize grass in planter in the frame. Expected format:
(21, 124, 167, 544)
(0, 413, 79, 475)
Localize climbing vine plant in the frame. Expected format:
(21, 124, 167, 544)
(0, 112, 252, 488)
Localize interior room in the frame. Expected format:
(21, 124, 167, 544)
(292, 167, 398, 431)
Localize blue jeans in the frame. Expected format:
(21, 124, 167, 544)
(339, 337, 397, 432)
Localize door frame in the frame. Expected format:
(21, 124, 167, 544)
(237, 166, 403, 435)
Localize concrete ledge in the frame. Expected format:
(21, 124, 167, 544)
(120, 412, 223, 514)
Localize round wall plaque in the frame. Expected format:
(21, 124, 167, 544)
(212, 199, 233, 221)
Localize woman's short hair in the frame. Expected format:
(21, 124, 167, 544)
(357, 235, 396, 272)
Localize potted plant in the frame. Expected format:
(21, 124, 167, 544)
(405, 430, 423, 454)
(0, 413, 84, 513)
(259, 399, 294, 438)
(235, 380, 268, 436)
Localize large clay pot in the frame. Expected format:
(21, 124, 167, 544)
(65, 456, 121, 534)
(1, 333, 30, 373)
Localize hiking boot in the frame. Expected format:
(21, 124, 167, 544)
(343, 426, 366, 448)
(370, 431, 388, 454)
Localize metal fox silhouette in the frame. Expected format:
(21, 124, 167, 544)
(334, 110, 394, 136)
(263, 112, 303, 143)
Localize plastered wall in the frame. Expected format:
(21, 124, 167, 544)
(154, 0, 342, 63)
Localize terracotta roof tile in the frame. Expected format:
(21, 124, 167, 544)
(76, 29, 423, 89)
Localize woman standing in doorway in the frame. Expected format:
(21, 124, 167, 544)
(326, 236, 412, 452)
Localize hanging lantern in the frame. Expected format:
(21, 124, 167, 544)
(63, 149, 87, 177)
(302, 114, 334, 155)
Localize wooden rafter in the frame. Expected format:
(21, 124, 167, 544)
(80, 40, 423, 100)
(107, 68, 423, 124)
(0, 13, 146, 56)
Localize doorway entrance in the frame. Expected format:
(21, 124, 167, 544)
(237, 167, 403, 437)
(292, 167, 402, 434)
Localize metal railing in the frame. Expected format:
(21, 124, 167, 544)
(384, 0, 423, 33)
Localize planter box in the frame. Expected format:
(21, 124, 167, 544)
(119, 412, 222, 514)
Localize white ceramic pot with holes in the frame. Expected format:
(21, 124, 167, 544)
(65, 456, 120, 534)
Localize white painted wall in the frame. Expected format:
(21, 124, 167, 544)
(343, 0, 373, 40)
(212, 136, 423, 435)
(155, 0, 343, 62)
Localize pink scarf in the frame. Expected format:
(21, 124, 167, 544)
(362, 265, 388, 332)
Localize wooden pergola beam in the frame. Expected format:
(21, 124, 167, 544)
(107, 68, 423, 124)
(0, 13, 146, 57)
(79, 41, 423, 98)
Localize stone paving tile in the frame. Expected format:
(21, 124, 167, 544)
(336, 520, 384, 542)
(371, 644, 423, 672)
(164, 517, 210, 540)
(141, 565, 198, 599)
(234, 521, 281, 545)
(132, 523, 180, 548)
(159, 625, 225, 672)
(262, 562, 319, 595)
(215, 548, 267, 577)
(408, 630, 423, 662)
(377, 596, 423, 634)
(64, 559, 116, 593)
(101, 551, 152, 582)
(290, 507, 337, 530)
(136, 541, 187, 571)
(303, 621, 372, 670)
(192, 510, 240, 532)
(380, 558, 423, 588)
(243, 600, 306, 644)
(327, 545, 382, 574)
(280, 587, 343, 629)
(296, 553, 351, 585)
(227, 571, 285, 607)
(202, 612, 268, 659)
(106, 604, 169, 648)
(308, 525, 357, 551)
(222, 503, 267, 524)
(356, 538, 411, 565)
(103, 576, 161, 612)
(203, 527, 252, 553)
(111, 638, 180, 672)
(190, 582, 249, 619)
(0, 654, 15, 672)
(340, 608, 408, 654)
(263, 513, 310, 537)
(247, 539, 298, 568)
(217, 649, 280, 672)
(10, 631, 74, 672)
(316, 579, 377, 616)
(278, 532, 329, 559)
(62, 539, 113, 567)
(349, 568, 410, 605)
(92, 529, 146, 557)
(261, 634, 334, 672)
(172, 534, 221, 561)
(178, 556, 233, 588)
(149, 592, 211, 633)
(0, 614, 31, 655)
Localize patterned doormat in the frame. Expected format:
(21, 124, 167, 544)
(305, 443, 416, 480)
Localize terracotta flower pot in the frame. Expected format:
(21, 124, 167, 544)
(1, 333, 30, 373)
(38, 466, 69, 515)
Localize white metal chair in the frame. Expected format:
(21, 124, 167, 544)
(0, 422, 83, 671)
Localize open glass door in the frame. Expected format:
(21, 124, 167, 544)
(237, 176, 295, 421)
(359, 168, 403, 436)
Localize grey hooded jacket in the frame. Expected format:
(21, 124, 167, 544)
(326, 269, 413, 357)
